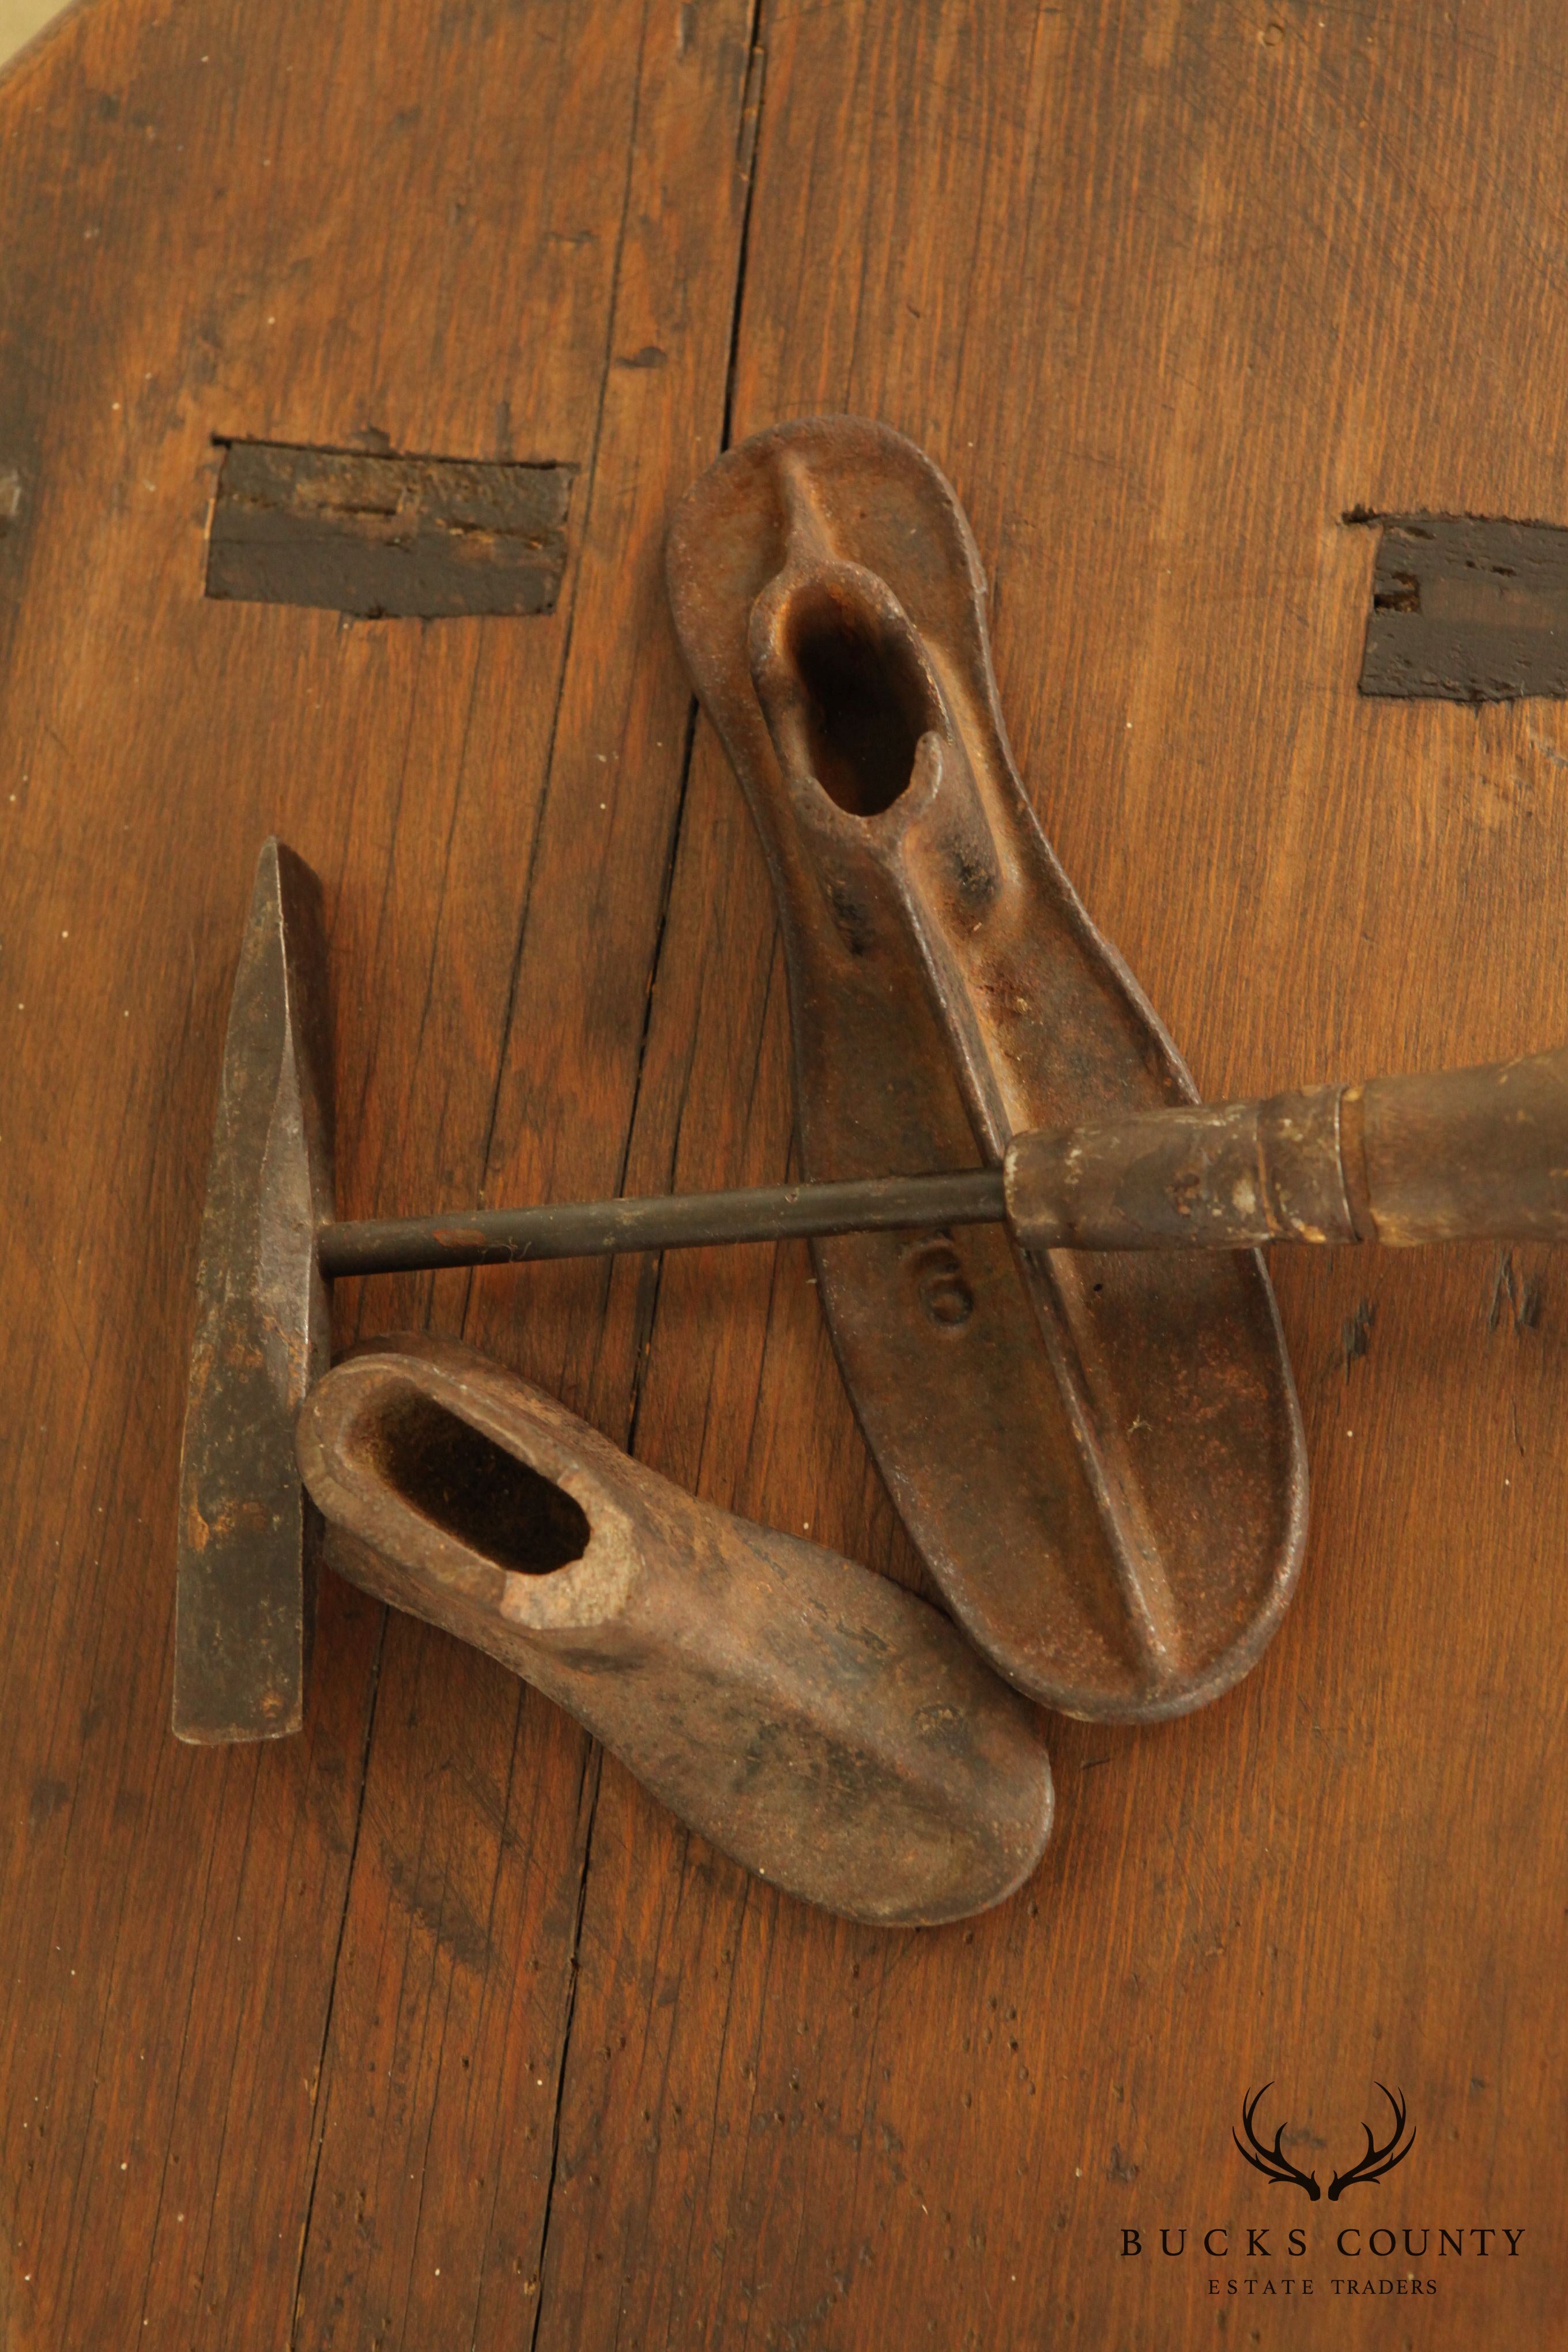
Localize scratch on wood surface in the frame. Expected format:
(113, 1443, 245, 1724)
(1488, 1249, 1544, 1335)
(1341, 1296, 1375, 1375)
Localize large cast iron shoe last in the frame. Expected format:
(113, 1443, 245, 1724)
(295, 1335, 1055, 1927)
(666, 418, 1306, 1723)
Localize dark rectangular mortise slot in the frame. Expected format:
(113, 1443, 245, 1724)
(1354, 510, 1568, 702)
(206, 442, 574, 619)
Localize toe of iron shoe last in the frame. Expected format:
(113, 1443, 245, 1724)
(295, 1333, 1054, 1927)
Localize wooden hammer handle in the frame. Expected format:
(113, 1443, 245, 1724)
(1004, 1046, 1568, 1252)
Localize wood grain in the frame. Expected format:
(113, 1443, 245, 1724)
(533, 5, 1568, 2348)
(0, 0, 756, 2345)
(2, 1, 1566, 2347)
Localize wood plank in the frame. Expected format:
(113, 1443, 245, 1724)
(5, 2, 1567, 2347)
(532, 6, 1568, 2348)
(287, 2, 763, 2346)
(0, 1, 749, 2346)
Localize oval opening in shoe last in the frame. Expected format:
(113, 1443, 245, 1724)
(781, 577, 940, 817)
(360, 1387, 590, 1575)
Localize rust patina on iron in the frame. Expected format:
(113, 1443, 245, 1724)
(1004, 1050, 1568, 1253)
(171, 850, 1054, 1922)
(175, 820, 1568, 1773)
(665, 419, 1307, 1725)
(315, 1046, 1568, 1271)
(174, 840, 334, 1742)
(296, 1335, 1056, 1927)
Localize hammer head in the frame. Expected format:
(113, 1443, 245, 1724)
(173, 840, 335, 1742)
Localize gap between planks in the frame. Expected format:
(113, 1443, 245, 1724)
(284, 5, 776, 2341)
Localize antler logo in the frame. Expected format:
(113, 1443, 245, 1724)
(1234, 2084, 1324, 2200)
(1234, 2083, 1415, 2203)
(1327, 2085, 1416, 2200)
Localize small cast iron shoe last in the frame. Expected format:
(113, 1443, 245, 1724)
(296, 1334, 1055, 1928)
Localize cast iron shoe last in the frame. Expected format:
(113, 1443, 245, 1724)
(666, 417, 1306, 1724)
(295, 1334, 1056, 1928)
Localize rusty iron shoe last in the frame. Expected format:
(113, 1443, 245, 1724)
(295, 1333, 1055, 1927)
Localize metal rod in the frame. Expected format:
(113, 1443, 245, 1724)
(318, 1166, 1008, 1279)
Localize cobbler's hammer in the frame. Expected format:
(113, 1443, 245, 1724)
(174, 842, 333, 1740)
(175, 838, 1568, 1743)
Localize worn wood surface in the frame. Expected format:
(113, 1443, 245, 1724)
(1, 3, 1565, 2346)
(205, 443, 575, 620)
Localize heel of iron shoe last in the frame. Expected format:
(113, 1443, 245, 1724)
(296, 1334, 1056, 1928)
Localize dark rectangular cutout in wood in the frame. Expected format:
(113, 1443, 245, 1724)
(206, 441, 574, 619)
(1351, 510, 1568, 702)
